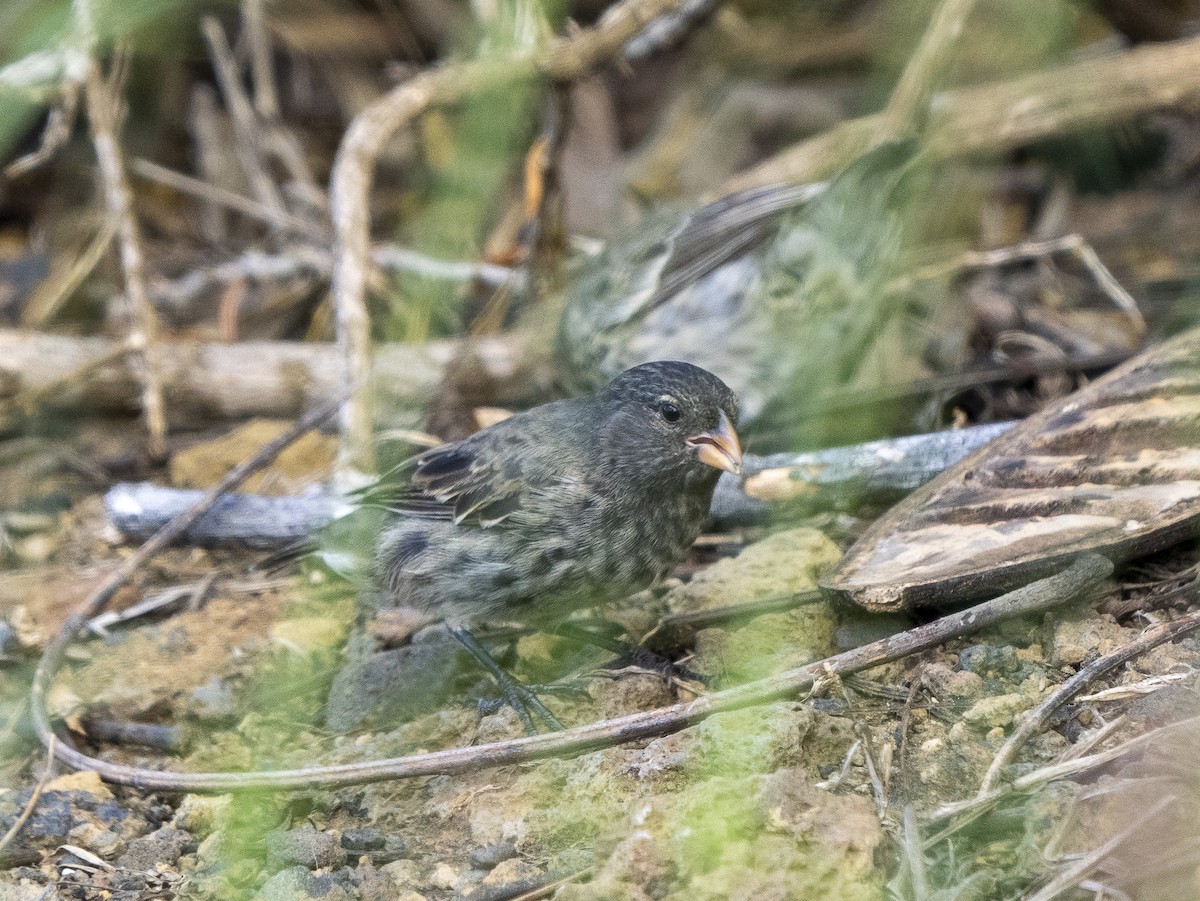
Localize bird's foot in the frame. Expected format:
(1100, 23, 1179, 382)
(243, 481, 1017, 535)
(451, 626, 566, 734)
(477, 675, 566, 733)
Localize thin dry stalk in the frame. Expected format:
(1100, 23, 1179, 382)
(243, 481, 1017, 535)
(240, 0, 324, 210)
(131, 158, 324, 241)
(723, 33, 1200, 194)
(29, 398, 341, 788)
(1025, 796, 1174, 901)
(4, 86, 81, 178)
(20, 218, 117, 327)
(30, 554, 1110, 792)
(875, 0, 978, 141)
(925, 714, 1200, 843)
(0, 737, 56, 856)
(901, 805, 930, 899)
(976, 611, 1200, 797)
(200, 16, 287, 219)
(328, 0, 699, 474)
(888, 234, 1145, 335)
(84, 56, 167, 459)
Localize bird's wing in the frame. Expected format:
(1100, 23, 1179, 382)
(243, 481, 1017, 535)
(647, 182, 825, 311)
(353, 408, 582, 528)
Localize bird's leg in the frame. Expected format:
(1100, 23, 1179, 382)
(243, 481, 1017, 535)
(551, 623, 708, 686)
(449, 627, 565, 732)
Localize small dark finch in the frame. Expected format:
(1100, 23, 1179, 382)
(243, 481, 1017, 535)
(374, 360, 742, 629)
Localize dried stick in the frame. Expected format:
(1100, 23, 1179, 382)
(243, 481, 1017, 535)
(85, 55, 168, 460)
(28, 398, 341, 789)
(103, 422, 1012, 544)
(329, 0, 699, 473)
(723, 33, 1200, 194)
(20, 218, 117, 327)
(875, 0, 978, 141)
(976, 610, 1200, 797)
(131, 158, 324, 241)
(200, 16, 287, 220)
(3, 338, 137, 421)
(0, 329, 523, 421)
(926, 714, 1200, 837)
(0, 737, 56, 856)
(32, 554, 1110, 791)
(1025, 796, 1174, 901)
(240, 0, 324, 211)
(4, 86, 81, 178)
(887, 234, 1145, 335)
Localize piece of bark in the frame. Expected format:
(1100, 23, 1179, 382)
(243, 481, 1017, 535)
(0, 330, 520, 423)
(825, 324, 1200, 612)
(106, 422, 1013, 543)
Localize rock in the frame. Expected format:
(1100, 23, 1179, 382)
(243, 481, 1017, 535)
(475, 707, 526, 744)
(171, 794, 231, 838)
(116, 827, 194, 871)
(962, 693, 1030, 730)
(666, 529, 840, 681)
(0, 783, 146, 852)
(626, 703, 815, 781)
(66, 822, 125, 858)
(257, 867, 323, 901)
(1050, 615, 1129, 667)
(255, 866, 356, 901)
(171, 420, 335, 495)
(380, 859, 423, 892)
(188, 676, 238, 722)
(666, 528, 840, 614)
(599, 832, 674, 898)
(265, 828, 345, 871)
(590, 673, 674, 720)
(325, 631, 468, 732)
(44, 771, 111, 797)
(430, 862, 460, 890)
(957, 644, 1024, 680)
(921, 662, 984, 699)
(271, 617, 348, 656)
(469, 841, 517, 870)
(463, 859, 544, 897)
(341, 827, 385, 853)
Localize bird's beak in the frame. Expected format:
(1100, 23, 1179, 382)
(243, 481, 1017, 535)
(686, 410, 743, 476)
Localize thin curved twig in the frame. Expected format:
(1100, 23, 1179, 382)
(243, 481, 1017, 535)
(976, 609, 1200, 797)
(33, 554, 1111, 792)
(0, 737, 56, 856)
(29, 399, 341, 787)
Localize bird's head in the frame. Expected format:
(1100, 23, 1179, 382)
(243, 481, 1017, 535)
(599, 361, 743, 484)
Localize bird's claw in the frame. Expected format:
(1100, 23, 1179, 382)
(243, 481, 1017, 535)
(479, 675, 564, 733)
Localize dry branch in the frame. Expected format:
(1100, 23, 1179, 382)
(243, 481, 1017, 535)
(724, 33, 1200, 193)
(34, 554, 1111, 791)
(103, 422, 1014, 543)
(874, 0, 977, 142)
(976, 610, 1200, 796)
(85, 57, 168, 460)
(0, 329, 521, 422)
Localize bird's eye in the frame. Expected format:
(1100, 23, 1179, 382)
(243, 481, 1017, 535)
(658, 401, 681, 423)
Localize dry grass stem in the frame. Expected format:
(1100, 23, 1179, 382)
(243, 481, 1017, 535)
(85, 57, 167, 459)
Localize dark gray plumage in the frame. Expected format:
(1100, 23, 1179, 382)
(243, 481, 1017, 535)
(371, 361, 741, 627)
